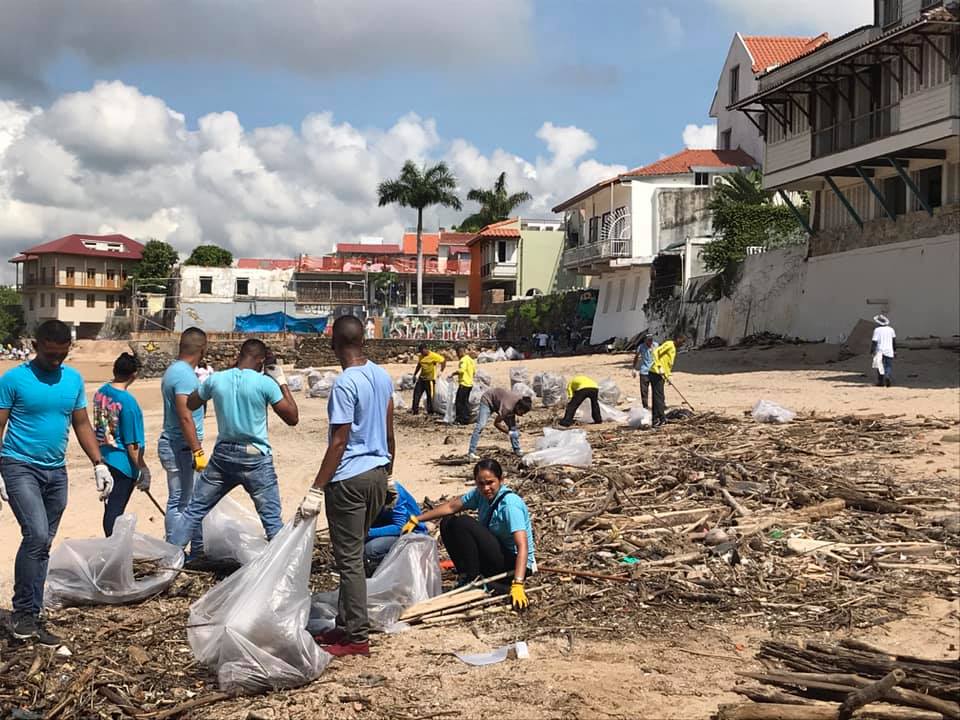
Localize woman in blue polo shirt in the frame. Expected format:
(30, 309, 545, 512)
(93, 353, 151, 536)
(402, 458, 535, 611)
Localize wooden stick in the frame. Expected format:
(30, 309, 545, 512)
(441, 572, 510, 598)
(839, 670, 906, 720)
(537, 566, 633, 583)
(720, 486, 752, 517)
(717, 702, 943, 720)
(138, 691, 238, 719)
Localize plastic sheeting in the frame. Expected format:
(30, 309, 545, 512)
(598, 378, 621, 406)
(509, 366, 529, 386)
(627, 405, 653, 428)
(308, 534, 441, 633)
(522, 427, 593, 469)
(539, 373, 566, 407)
(306, 370, 339, 399)
(188, 518, 330, 692)
(234, 312, 328, 334)
(202, 496, 268, 566)
(45, 514, 183, 608)
(393, 391, 407, 411)
(751, 399, 796, 424)
(577, 400, 627, 424)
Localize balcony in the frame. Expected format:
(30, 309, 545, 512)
(480, 260, 517, 279)
(22, 277, 125, 290)
(812, 104, 898, 159)
(562, 238, 631, 270)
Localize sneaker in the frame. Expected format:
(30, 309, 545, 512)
(325, 640, 370, 657)
(467, 452, 480, 461)
(313, 627, 347, 645)
(11, 614, 62, 646)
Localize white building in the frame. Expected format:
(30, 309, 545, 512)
(553, 148, 757, 344)
(710, 33, 830, 160)
(728, 0, 960, 342)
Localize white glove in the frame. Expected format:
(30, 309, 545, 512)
(136, 465, 151, 492)
(265, 363, 287, 386)
(0, 471, 7, 511)
(295, 487, 324, 524)
(94, 463, 113, 501)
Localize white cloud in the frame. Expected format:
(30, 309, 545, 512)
(0, 81, 627, 279)
(709, 0, 873, 36)
(682, 123, 717, 150)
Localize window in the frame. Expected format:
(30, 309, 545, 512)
(87, 268, 96, 283)
(50, 293, 56, 307)
(66, 267, 75, 283)
(40, 294, 45, 308)
(106, 294, 115, 309)
(199, 276, 213, 294)
(729, 65, 739, 104)
(616, 278, 626, 312)
(883, 0, 901, 25)
(235, 277, 250, 296)
(721, 129, 732, 150)
(602, 280, 613, 313)
(601, 212, 611, 240)
(882, 176, 906, 217)
(497, 241, 507, 263)
(630, 275, 643, 311)
(694, 172, 709, 186)
(86, 294, 96, 308)
(106, 269, 116, 286)
(915, 166, 943, 210)
(28, 296, 34, 311)
(589, 216, 599, 243)
(65, 293, 75, 307)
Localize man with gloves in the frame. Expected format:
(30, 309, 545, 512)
(296, 315, 395, 658)
(170, 339, 299, 552)
(0, 320, 114, 645)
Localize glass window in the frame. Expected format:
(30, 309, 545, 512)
(915, 165, 943, 210)
(28, 296, 34, 311)
(695, 172, 709, 186)
(66, 267, 75, 282)
(236, 277, 249, 296)
(106, 294, 115, 309)
(87, 268, 96, 282)
(721, 129, 732, 150)
(50, 293, 56, 306)
(882, 176, 906, 216)
(86, 294, 96, 308)
(729, 65, 739, 104)
(40, 294, 45, 308)
(65, 293, 75, 307)
(199, 276, 213, 294)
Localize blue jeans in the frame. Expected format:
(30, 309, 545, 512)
(168, 442, 283, 552)
(158, 434, 203, 552)
(1, 458, 68, 616)
(102, 465, 136, 537)
(364, 535, 397, 564)
(468, 403, 521, 455)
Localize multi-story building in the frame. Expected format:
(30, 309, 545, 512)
(466, 217, 578, 313)
(711, 33, 831, 159)
(728, 0, 960, 341)
(10, 233, 143, 338)
(553, 148, 757, 343)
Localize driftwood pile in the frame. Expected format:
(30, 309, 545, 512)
(717, 638, 960, 719)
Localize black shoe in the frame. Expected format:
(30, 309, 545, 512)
(557, 420, 573, 427)
(884, 378, 892, 387)
(11, 614, 62, 646)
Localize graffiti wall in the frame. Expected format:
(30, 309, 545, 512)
(382, 314, 503, 341)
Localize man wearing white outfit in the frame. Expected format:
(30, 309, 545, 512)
(871, 314, 896, 388)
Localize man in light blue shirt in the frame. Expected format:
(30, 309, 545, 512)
(632, 334, 658, 410)
(169, 339, 299, 552)
(296, 315, 394, 657)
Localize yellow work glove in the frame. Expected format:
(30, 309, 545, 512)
(510, 581, 529, 612)
(400, 514, 419, 534)
(192, 449, 208, 472)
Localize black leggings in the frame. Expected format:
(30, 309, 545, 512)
(562, 387, 601, 425)
(412, 379, 434, 414)
(440, 515, 516, 584)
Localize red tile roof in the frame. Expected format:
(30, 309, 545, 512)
(401, 232, 441, 255)
(236, 258, 298, 270)
(11, 233, 143, 262)
(336, 243, 402, 255)
(742, 34, 829, 74)
(465, 219, 520, 246)
(438, 231, 475, 246)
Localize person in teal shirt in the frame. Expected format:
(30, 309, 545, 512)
(169, 339, 299, 553)
(94, 352, 151, 536)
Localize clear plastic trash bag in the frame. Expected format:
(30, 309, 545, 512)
(505, 346, 523, 361)
(509, 366, 529, 386)
(306, 370, 339, 398)
(202, 495, 268, 566)
(467, 385, 485, 422)
(187, 517, 330, 692)
(598, 378, 621, 405)
(474, 369, 493, 388)
(397, 373, 416, 390)
(751, 399, 796, 424)
(577, 400, 627, 424)
(392, 391, 407, 411)
(627, 405, 653, 428)
(439, 378, 457, 424)
(476, 351, 498, 364)
(286, 375, 304, 392)
(532, 372, 544, 397)
(539, 373, 566, 407)
(308, 534, 441, 633)
(522, 427, 593, 468)
(44, 514, 183, 608)
(512, 382, 536, 399)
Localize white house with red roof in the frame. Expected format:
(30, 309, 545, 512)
(710, 33, 830, 162)
(552, 148, 757, 344)
(10, 233, 143, 338)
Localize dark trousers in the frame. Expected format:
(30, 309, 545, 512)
(440, 515, 515, 585)
(454, 385, 472, 425)
(102, 465, 136, 537)
(324, 465, 389, 643)
(412, 378, 434, 414)
(638, 374, 651, 409)
(561, 387, 601, 425)
(649, 372, 666, 424)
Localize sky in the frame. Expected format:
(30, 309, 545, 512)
(0, 0, 873, 276)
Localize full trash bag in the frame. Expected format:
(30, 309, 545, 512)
(627, 405, 653, 428)
(532, 373, 544, 397)
(308, 534, 441, 633)
(392, 391, 407, 411)
(505, 346, 523, 361)
(202, 496, 268, 566)
(751, 399, 796, 424)
(598, 378, 622, 405)
(286, 374, 304, 392)
(509, 366, 529, 386)
(476, 350, 498, 364)
(306, 370, 339, 398)
(474, 369, 493, 388)
(522, 428, 593, 469)
(577, 400, 627, 424)
(187, 517, 330, 692)
(434, 377, 453, 419)
(512, 382, 536, 400)
(467, 384, 485, 422)
(540, 373, 566, 407)
(397, 373, 416, 390)
(45, 514, 183, 608)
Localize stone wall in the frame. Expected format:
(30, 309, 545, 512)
(294, 337, 501, 368)
(131, 337, 297, 378)
(810, 203, 959, 257)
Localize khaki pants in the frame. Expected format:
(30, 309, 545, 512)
(324, 465, 389, 643)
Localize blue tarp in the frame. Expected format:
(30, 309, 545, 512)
(234, 312, 328, 334)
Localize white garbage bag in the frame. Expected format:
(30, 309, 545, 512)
(512, 382, 536, 399)
(306, 370, 339, 398)
(187, 518, 330, 692)
(202, 496, 268, 566)
(440, 378, 457, 425)
(45, 514, 183, 608)
(433, 377, 453, 419)
(598, 378, 621, 405)
(577, 400, 628, 424)
(540, 373, 566, 407)
(505, 346, 523, 361)
(509, 366, 529, 386)
(467, 384, 485, 422)
(476, 351, 498, 364)
(392, 391, 407, 411)
(522, 428, 593, 468)
(532, 373, 544, 397)
(286, 374, 304, 392)
(751, 399, 796, 424)
(397, 373, 416, 390)
(308, 534, 441, 633)
(474, 369, 493, 388)
(627, 405, 652, 428)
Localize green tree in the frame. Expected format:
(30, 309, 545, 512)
(370, 270, 400, 311)
(456, 172, 532, 233)
(131, 239, 179, 289)
(0, 286, 24, 342)
(185, 244, 233, 267)
(378, 161, 461, 313)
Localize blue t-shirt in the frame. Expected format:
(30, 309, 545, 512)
(93, 384, 145, 480)
(328, 361, 393, 483)
(368, 482, 427, 539)
(0, 362, 87, 468)
(461, 485, 536, 568)
(198, 368, 283, 455)
(161, 360, 204, 444)
(636, 342, 658, 375)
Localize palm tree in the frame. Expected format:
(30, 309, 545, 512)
(708, 169, 770, 210)
(458, 172, 533, 232)
(378, 161, 461, 313)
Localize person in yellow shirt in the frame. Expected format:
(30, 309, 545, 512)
(558, 374, 601, 427)
(411, 344, 446, 415)
(451, 346, 476, 425)
(648, 334, 686, 427)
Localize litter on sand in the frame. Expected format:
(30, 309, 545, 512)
(751, 399, 797, 424)
(455, 641, 530, 666)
